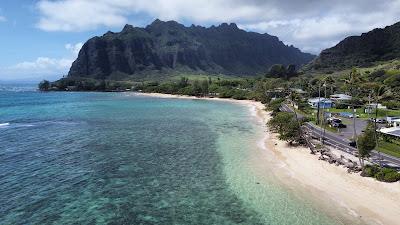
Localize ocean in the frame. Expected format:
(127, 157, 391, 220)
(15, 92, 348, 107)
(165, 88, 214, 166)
(0, 87, 350, 224)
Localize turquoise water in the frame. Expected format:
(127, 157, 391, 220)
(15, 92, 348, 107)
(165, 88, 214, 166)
(0, 90, 351, 224)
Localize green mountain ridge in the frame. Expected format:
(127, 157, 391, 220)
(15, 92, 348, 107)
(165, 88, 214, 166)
(67, 19, 315, 80)
(309, 21, 400, 71)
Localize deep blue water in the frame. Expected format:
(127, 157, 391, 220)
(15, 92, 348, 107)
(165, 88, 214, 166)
(0, 89, 351, 225)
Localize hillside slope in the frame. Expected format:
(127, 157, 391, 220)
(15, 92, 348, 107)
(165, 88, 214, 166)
(310, 22, 400, 71)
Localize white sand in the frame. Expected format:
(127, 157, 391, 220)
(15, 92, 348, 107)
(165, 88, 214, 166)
(137, 92, 400, 225)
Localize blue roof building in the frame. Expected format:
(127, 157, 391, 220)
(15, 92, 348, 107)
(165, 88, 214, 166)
(308, 98, 333, 109)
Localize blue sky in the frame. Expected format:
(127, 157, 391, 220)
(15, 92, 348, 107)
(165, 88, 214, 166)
(1, 0, 400, 82)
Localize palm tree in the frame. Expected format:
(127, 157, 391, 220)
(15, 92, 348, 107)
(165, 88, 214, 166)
(372, 84, 388, 166)
(324, 75, 335, 96)
(289, 90, 315, 153)
(343, 68, 363, 166)
(343, 68, 362, 137)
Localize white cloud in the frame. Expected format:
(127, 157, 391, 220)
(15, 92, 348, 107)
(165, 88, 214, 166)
(65, 42, 83, 56)
(0, 42, 82, 81)
(35, 0, 400, 53)
(11, 57, 72, 71)
(0, 15, 6, 22)
(37, 0, 127, 31)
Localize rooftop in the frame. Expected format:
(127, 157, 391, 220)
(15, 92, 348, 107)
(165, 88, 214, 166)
(379, 127, 400, 138)
(308, 97, 332, 103)
(330, 94, 352, 100)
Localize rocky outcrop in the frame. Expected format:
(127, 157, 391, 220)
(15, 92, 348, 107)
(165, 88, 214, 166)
(310, 21, 400, 71)
(68, 19, 315, 80)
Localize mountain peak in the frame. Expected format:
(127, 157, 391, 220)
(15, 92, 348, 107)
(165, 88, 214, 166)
(122, 24, 134, 32)
(147, 19, 183, 29)
(219, 22, 238, 29)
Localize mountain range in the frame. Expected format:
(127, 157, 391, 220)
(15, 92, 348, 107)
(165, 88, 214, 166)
(310, 22, 400, 71)
(67, 19, 315, 80)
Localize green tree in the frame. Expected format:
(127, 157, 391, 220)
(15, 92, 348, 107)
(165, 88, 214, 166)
(286, 64, 297, 78)
(201, 79, 209, 96)
(192, 80, 202, 96)
(323, 75, 335, 96)
(38, 80, 50, 91)
(178, 77, 189, 88)
(268, 64, 287, 78)
(268, 112, 303, 145)
(357, 122, 376, 170)
(372, 84, 388, 166)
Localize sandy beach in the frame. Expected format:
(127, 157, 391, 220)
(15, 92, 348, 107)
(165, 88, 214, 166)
(137, 92, 400, 225)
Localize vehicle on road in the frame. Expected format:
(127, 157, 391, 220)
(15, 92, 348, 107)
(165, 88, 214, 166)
(348, 141, 357, 147)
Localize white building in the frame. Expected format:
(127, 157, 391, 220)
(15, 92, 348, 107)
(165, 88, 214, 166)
(379, 127, 400, 138)
(365, 103, 388, 114)
(330, 94, 352, 101)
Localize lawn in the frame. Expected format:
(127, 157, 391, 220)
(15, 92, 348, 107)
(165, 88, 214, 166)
(326, 107, 400, 120)
(377, 141, 400, 158)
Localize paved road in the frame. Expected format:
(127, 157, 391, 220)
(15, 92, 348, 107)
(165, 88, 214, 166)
(280, 104, 400, 169)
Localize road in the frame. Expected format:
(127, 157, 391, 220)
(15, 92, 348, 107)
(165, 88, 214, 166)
(280, 104, 400, 169)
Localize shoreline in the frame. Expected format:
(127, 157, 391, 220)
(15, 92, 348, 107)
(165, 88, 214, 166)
(136, 92, 400, 225)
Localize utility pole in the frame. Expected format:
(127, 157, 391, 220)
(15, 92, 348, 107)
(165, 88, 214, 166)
(352, 105, 357, 141)
(322, 82, 327, 144)
(317, 84, 321, 125)
(368, 93, 372, 119)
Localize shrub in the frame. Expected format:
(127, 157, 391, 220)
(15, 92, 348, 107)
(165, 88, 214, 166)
(382, 172, 400, 182)
(335, 103, 348, 109)
(383, 101, 400, 110)
(361, 165, 380, 177)
(375, 168, 400, 182)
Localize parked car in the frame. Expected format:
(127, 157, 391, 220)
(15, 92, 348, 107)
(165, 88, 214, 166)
(369, 118, 387, 123)
(331, 122, 347, 128)
(339, 112, 359, 118)
(328, 117, 342, 123)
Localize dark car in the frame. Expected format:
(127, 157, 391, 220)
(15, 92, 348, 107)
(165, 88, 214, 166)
(348, 141, 357, 147)
(331, 122, 347, 128)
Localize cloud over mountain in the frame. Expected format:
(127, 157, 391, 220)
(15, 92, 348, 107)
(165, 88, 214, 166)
(36, 0, 400, 53)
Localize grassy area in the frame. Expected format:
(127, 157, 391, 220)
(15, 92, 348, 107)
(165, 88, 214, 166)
(326, 107, 400, 120)
(169, 73, 241, 82)
(377, 141, 400, 158)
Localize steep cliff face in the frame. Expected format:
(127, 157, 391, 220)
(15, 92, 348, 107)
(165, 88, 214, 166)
(68, 19, 315, 79)
(311, 22, 400, 71)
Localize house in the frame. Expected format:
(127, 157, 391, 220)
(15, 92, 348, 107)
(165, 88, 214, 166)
(379, 127, 400, 138)
(330, 94, 352, 102)
(308, 98, 333, 109)
(386, 117, 400, 127)
(290, 88, 307, 95)
(387, 116, 400, 126)
(66, 86, 77, 91)
(365, 103, 387, 113)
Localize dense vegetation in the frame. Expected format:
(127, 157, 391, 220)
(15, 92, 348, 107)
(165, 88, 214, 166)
(361, 165, 400, 182)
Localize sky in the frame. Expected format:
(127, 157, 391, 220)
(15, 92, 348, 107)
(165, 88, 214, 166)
(1, 0, 400, 82)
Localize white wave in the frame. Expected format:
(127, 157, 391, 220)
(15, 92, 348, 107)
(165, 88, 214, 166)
(0, 122, 10, 128)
